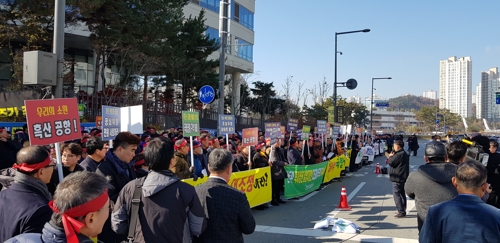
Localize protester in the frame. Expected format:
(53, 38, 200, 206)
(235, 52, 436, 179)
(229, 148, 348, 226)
(47, 143, 85, 194)
(0, 146, 54, 241)
(387, 140, 410, 218)
(112, 137, 206, 242)
(172, 138, 194, 179)
(269, 139, 288, 206)
(486, 140, 500, 208)
(133, 153, 149, 178)
(252, 142, 269, 168)
(405, 141, 458, 231)
(349, 135, 360, 172)
(419, 160, 500, 242)
(287, 137, 303, 165)
(193, 149, 255, 243)
(6, 171, 111, 243)
(80, 137, 108, 172)
(0, 126, 18, 170)
(189, 140, 208, 179)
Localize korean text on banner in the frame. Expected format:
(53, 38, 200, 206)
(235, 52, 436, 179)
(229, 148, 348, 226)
(102, 106, 121, 140)
(302, 125, 311, 141)
(183, 167, 272, 208)
(264, 122, 281, 139)
(242, 127, 259, 147)
(284, 162, 327, 199)
(95, 116, 102, 130)
(327, 106, 335, 124)
(78, 104, 85, 119)
(25, 98, 81, 146)
(288, 118, 298, 132)
(317, 120, 327, 134)
(219, 114, 235, 135)
(336, 155, 348, 173)
(322, 159, 337, 183)
(182, 111, 200, 137)
(0, 106, 26, 118)
(280, 126, 286, 139)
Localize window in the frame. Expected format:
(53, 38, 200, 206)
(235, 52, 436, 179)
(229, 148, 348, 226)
(235, 37, 253, 62)
(232, 2, 254, 31)
(199, 0, 220, 13)
(206, 27, 220, 43)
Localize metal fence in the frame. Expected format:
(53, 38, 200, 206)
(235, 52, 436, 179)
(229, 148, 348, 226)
(76, 93, 270, 131)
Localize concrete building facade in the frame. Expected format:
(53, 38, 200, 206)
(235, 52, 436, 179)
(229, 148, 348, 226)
(422, 89, 437, 100)
(371, 110, 418, 132)
(439, 56, 472, 117)
(477, 67, 499, 120)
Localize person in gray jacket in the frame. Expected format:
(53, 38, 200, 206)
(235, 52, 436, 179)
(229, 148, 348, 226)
(405, 141, 458, 232)
(112, 137, 206, 243)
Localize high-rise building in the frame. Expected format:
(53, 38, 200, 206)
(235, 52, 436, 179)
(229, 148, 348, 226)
(346, 95, 361, 104)
(477, 67, 499, 120)
(439, 56, 472, 117)
(422, 89, 437, 99)
(476, 85, 482, 119)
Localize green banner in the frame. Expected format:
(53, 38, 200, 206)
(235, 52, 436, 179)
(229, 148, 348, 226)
(327, 106, 335, 124)
(284, 162, 327, 199)
(302, 125, 311, 141)
(78, 104, 85, 119)
(181, 111, 200, 137)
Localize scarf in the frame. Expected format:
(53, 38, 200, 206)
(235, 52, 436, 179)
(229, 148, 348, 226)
(104, 150, 134, 176)
(14, 171, 52, 201)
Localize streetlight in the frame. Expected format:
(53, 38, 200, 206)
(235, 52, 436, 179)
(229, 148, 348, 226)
(333, 28, 370, 123)
(370, 77, 392, 133)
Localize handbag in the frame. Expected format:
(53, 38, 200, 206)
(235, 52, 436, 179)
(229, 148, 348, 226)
(125, 177, 146, 243)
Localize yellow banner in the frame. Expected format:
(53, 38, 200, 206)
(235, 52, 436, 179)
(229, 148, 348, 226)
(322, 159, 337, 183)
(336, 155, 348, 173)
(183, 167, 272, 208)
(344, 151, 351, 168)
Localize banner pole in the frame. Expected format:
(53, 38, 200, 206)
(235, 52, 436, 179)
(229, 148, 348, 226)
(302, 140, 305, 155)
(190, 136, 194, 168)
(54, 142, 64, 182)
(226, 134, 229, 151)
(248, 146, 252, 169)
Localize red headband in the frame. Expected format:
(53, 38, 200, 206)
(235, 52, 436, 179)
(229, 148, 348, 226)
(49, 189, 109, 243)
(12, 155, 52, 172)
(200, 136, 208, 142)
(0, 128, 5, 132)
(135, 159, 145, 167)
(174, 140, 187, 150)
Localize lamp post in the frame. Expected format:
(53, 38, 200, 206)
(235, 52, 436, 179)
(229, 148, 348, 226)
(370, 77, 392, 133)
(333, 29, 370, 123)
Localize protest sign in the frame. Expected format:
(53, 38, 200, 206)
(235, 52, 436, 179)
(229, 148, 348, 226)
(317, 120, 327, 134)
(242, 128, 258, 147)
(102, 106, 120, 140)
(284, 162, 327, 199)
(219, 114, 235, 135)
(264, 122, 281, 139)
(25, 98, 81, 146)
(182, 111, 200, 137)
(183, 167, 272, 208)
(288, 118, 298, 132)
(302, 125, 311, 141)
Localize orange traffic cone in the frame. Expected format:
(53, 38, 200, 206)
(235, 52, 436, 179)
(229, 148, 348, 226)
(337, 186, 351, 210)
(375, 163, 381, 174)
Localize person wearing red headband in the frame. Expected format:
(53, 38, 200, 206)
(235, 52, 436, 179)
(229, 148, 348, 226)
(172, 138, 194, 179)
(0, 146, 54, 242)
(5, 171, 111, 243)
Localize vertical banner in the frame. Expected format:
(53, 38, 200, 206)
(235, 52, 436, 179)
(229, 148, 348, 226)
(183, 167, 272, 208)
(302, 125, 311, 140)
(264, 122, 281, 139)
(242, 128, 259, 147)
(102, 106, 121, 140)
(219, 114, 235, 135)
(181, 111, 200, 137)
(288, 118, 298, 132)
(323, 158, 338, 183)
(284, 162, 328, 199)
(317, 120, 327, 134)
(25, 98, 81, 145)
(95, 116, 102, 130)
(327, 106, 335, 124)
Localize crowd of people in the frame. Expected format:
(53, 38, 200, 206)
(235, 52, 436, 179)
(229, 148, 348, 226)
(2, 123, 500, 242)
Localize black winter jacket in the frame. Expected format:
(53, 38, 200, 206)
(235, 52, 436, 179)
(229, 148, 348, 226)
(388, 149, 410, 183)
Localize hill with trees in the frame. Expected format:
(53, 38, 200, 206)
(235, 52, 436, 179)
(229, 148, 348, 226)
(387, 94, 438, 111)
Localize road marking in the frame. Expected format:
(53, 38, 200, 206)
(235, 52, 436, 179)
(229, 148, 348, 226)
(326, 182, 366, 218)
(297, 184, 330, 202)
(364, 172, 369, 174)
(377, 175, 382, 178)
(406, 199, 416, 215)
(255, 225, 418, 242)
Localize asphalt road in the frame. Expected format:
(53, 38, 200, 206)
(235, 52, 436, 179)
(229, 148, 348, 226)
(244, 140, 429, 243)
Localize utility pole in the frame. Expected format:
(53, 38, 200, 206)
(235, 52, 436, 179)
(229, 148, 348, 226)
(218, 0, 229, 117)
(52, 0, 65, 98)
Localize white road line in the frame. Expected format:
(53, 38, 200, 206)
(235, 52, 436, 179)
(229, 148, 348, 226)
(255, 225, 418, 242)
(364, 172, 369, 174)
(377, 175, 382, 178)
(297, 184, 330, 202)
(406, 199, 416, 215)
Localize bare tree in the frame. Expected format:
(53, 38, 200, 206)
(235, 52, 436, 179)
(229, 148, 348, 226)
(281, 75, 293, 122)
(296, 80, 308, 109)
(308, 77, 331, 105)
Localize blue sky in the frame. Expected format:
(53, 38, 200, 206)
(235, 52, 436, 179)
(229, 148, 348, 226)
(252, 0, 500, 105)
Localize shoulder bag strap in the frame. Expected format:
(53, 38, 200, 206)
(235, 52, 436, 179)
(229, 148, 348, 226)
(127, 176, 146, 243)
